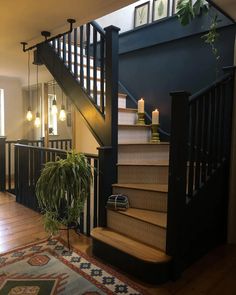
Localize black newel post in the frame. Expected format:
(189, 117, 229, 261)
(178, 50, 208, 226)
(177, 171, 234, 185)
(98, 25, 120, 227)
(166, 91, 190, 278)
(0, 136, 6, 192)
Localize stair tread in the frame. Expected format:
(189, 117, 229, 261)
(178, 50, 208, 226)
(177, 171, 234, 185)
(112, 183, 168, 192)
(119, 124, 151, 128)
(109, 208, 167, 228)
(117, 159, 169, 166)
(91, 227, 171, 263)
(118, 108, 137, 112)
(95, 91, 126, 98)
(118, 142, 169, 145)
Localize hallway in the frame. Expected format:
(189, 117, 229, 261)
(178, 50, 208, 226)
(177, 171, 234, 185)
(1, 192, 236, 295)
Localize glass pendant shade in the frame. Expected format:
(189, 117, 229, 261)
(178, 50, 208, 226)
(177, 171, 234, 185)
(59, 105, 66, 121)
(34, 112, 40, 128)
(51, 98, 58, 115)
(26, 108, 33, 121)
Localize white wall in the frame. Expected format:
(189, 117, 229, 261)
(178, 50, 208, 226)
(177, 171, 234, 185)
(74, 109, 99, 155)
(0, 76, 24, 140)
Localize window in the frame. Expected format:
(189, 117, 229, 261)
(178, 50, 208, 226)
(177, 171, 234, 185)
(48, 94, 58, 135)
(0, 89, 4, 136)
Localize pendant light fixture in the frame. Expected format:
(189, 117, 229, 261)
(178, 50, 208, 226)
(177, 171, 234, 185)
(51, 80, 58, 115)
(34, 64, 41, 128)
(26, 51, 33, 121)
(59, 90, 66, 121)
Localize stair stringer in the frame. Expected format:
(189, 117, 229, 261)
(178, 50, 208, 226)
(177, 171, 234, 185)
(37, 42, 109, 147)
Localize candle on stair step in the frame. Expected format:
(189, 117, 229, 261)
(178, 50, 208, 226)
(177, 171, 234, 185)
(152, 109, 159, 125)
(138, 98, 144, 113)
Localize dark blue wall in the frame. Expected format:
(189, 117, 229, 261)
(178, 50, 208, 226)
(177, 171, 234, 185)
(118, 9, 235, 134)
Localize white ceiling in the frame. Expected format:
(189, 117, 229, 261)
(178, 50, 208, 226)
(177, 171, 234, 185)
(0, 0, 137, 84)
(211, 0, 236, 21)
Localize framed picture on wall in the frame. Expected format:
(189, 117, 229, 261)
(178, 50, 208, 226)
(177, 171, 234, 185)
(134, 1, 150, 28)
(153, 0, 169, 21)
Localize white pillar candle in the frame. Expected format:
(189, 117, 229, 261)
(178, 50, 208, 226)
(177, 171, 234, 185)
(138, 98, 144, 113)
(152, 109, 159, 124)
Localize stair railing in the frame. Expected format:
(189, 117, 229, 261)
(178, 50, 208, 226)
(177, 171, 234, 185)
(14, 144, 98, 235)
(166, 69, 235, 277)
(36, 21, 120, 227)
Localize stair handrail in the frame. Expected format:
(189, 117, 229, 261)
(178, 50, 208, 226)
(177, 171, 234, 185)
(90, 21, 106, 35)
(190, 72, 232, 102)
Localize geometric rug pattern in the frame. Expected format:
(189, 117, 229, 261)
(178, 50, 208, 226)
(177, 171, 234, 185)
(0, 238, 148, 294)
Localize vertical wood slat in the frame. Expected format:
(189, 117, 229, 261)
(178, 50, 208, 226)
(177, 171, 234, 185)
(68, 32, 72, 72)
(214, 85, 221, 168)
(93, 158, 98, 227)
(86, 24, 91, 95)
(166, 91, 190, 277)
(0, 137, 6, 192)
(8, 143, 11, 190)
(201, 93, 209, 183)
(63, 35, 66, 64)
(80, 25, 84, 87)
(57, 37, 60, 56)
(86, 158, 91, 235)
(188, 102, 196, 198)
(195, 96, 203, 190)
(207, 88, 216, 176)
(100, 35, 105, 114)
(74, 28, 78, 79)
(93, 27, 98, 103)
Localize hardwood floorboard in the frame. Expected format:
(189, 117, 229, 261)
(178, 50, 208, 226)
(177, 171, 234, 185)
(0, 192, 236, 294)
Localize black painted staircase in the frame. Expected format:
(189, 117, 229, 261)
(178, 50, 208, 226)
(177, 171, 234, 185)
(35, 19, 235, 284)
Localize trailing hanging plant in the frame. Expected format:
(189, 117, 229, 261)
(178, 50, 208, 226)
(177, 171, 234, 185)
(176, 0, 221, 63)
(36, 151, 93, 235)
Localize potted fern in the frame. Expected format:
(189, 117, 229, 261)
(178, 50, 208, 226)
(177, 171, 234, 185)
(36, 151, 92, 245)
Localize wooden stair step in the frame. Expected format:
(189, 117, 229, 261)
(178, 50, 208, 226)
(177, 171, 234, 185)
(118, 108, 138, 125)
(117, 160, 169, 166)
(118, 208, 167, 228)
(118, 162, 169, 184)
(91, 227, 171, 263)
(107, 208, 167, 250)
(113, 183, 168, 192)
(118, 124, 151, 144)
(112, 183, 168, 212)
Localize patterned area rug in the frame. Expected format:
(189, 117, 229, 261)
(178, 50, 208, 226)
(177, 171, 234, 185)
(0, 238, 147, 295)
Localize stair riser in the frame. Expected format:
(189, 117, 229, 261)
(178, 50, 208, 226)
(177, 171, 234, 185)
(113, 186, 167, 212)
(118, 127, 151, 144)
(118, 145, 169, 163)
(118, 111, 137, 125)
(107, 210, 166, 250)
(118, 165, 169, 184)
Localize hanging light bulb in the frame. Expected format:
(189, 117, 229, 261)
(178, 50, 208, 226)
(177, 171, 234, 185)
(51, 98, 58, 115)
(26, 107, 33, 121)
(34, 112, 40, 128)
(59, 105, 66, 121)
(26, 51, 33, 121)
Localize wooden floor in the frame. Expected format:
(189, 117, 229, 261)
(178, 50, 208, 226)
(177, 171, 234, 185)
(1, 192, 236, 295)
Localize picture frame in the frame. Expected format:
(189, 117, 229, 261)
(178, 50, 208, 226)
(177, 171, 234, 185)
(152, 0, 169, 22)
(134, 1, 150, 28)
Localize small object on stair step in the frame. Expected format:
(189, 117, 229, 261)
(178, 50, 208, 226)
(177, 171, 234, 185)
(151, 123, 160, 143)
(106, 194, 129, 211)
